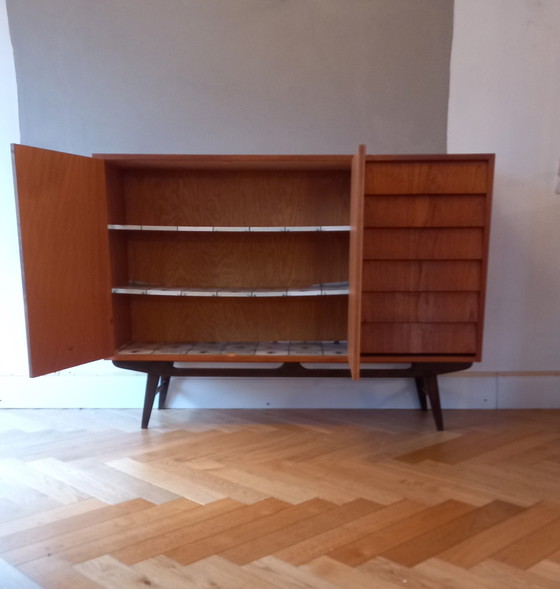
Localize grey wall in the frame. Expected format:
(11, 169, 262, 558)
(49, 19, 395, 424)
(7, 0, 453, 155)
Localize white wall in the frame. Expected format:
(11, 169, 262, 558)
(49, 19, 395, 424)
(0, 0, 25, 378)
(1, 0, 459, 412)
(6, 0, 452, 156)
(448, 0, 560, 405)
(3, 1, 560, 411)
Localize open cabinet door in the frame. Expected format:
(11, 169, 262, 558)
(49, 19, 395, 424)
(13, 144, 114, 376)
(347, 145, 366, 379)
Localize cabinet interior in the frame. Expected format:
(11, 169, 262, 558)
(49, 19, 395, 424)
(103, 157, 352, 357)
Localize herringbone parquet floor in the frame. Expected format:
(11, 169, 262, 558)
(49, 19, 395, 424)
(1, 407, 560, 588)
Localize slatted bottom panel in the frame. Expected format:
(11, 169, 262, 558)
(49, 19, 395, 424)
(114, 340, 348, 360)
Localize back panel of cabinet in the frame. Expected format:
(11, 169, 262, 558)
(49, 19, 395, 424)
(103, 158, 351, 349)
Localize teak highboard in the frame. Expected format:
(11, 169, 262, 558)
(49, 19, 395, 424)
(12, 144, 494, 429)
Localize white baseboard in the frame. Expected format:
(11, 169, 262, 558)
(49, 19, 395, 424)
(1, 370, 559, 410)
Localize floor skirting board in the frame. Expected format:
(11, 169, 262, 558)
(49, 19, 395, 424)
(1, 371, 560, 409)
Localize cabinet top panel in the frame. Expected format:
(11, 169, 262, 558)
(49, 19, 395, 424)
(365, 154, 494, 162)
(93, 154, 353, 171)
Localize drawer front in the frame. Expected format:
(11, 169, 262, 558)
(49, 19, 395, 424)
(362, 292, 479, 323)
(361, 323, 477, 355)
(363, 228, 483, 260)
(365, 161, 489, 195)
(362, 260, 481, 291)
(364, 195, 487, 227)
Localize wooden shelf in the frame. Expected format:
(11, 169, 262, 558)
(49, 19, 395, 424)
(108, 224, 350, 233)
(112, 282, 350, 297)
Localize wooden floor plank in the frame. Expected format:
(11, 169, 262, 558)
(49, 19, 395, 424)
(17, 555, 103, 589)
(0, 498, 105, 539)
(59, 497, 206, 565)
(470, 559, 560, 589)
(0, 498, 153, 559)
(147, 457, 270, 503)
(107, 457, 229, 504)
(166, 498, 336, 565)
(246, 555, 346, 589)
(490, 515, 560, 569)
(528, 559, 560, 584)
(382, 500, 524, 567)
(76, 554, 165, 589)
(1, 408, 560, 588)
(184, 555, 286, 589)
(275, 500, 422, 566)
(111, 497, 289, 565)
(307, 556, 406, 589)
(409, 558, 512, 589)
(0, 458, 90, 504)
(328, 499, 476, 566)
(439, 500, 560, 568)
(218, 498, 380, 565)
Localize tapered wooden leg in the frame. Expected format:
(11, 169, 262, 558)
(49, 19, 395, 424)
(424, 374, 444, 431)
(414, 377, 428, 412)
(158, 376, 171, 409)
(141, 373, 160, 429)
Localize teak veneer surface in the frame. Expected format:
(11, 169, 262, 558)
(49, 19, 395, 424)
(124, 231, 349, 289)
(118, 168, 350, 227)
(126, 295, 348, 343)
(364, 159, 489, 194)
(12, 145, 113, 376)
(13, 145, 494, 378)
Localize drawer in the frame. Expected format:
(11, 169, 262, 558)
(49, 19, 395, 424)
(362, 260, 481, 291)
(361, 323, 477, 355)
(362, 292, 479, 323)
(365, 160, 489, 195)
(364, 195, 487, 227)
(363, 228, 483, 260)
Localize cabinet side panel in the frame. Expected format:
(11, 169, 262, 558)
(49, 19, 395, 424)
(476, 155, 495, 358)
(105, 166, 131, 348)
(13, 145, 113, 376)
(347, 146, 365, 379)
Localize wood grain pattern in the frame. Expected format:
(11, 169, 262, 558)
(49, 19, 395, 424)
(124, 231, 349, 289)
(347, 145, 366, 379)
(1, 409, 560, 587)
(362, 260, 482, 292)
(364, 159, 489, 195)
(361, 292, 479, 323)
(120, 168, 350, 227)
(12, 144, 114, 376)
(126, 295, 348, 343)
(364, 194, 487, 227)
(15, 147, 494, 376)
(363, 228, 484, 260)
(359, 155, 492, 362)
(361, 323, 477, 355)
